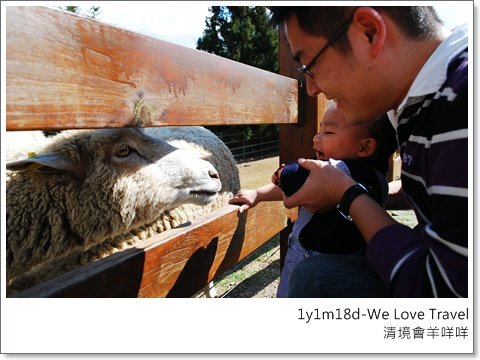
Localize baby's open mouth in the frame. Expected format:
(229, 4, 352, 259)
(315, 150, 326, 160)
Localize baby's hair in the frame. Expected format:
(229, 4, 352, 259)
(365, 114, 398, 173)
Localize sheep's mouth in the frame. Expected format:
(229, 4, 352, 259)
(190, 190, 219, 197)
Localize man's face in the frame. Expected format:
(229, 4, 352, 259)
(284, 14, 385, 125)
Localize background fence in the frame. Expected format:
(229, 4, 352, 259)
(217, 131, 279, 163)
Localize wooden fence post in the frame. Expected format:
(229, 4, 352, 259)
(277, 26, 326, 268)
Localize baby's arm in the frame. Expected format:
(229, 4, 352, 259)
(229, 183, 283, 213)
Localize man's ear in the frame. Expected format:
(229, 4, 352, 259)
(357, 138, 377, 158)
(350, 7, 387, 58)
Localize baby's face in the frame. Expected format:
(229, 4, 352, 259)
(313, 133, 326, 160)
(313, 108, 366, 161)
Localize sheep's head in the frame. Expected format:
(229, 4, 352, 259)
(89, 128, 222, 206)
(6, 128, 223, 240)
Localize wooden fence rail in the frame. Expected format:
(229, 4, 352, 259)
(6, 6, 298, 130)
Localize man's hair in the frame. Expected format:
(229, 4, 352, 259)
(269, 6, 442, 52)
(365, 114, 398, 173)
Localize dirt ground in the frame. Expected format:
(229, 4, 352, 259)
(205, 156, 417, 298)
(237, 156, 281, 189)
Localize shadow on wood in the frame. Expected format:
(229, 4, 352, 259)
(167, 211, 249, 297)
(12, 248, 146, 298)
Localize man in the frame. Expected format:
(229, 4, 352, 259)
(269, 7, 468, 297)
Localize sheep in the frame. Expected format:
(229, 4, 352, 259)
(6, 126, 240, 294)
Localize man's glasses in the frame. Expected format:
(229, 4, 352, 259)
(297, 13, 355, 79)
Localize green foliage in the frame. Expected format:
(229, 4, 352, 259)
(43, 131, 61, 137)
(197, 7, 280, 145)
(64, 6, 79, 14)
(62, 5, 101, 19)
(86, 6, 102, 19)
(197, 6, 278, 72)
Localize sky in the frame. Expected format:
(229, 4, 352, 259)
(65, 1, 473, 49)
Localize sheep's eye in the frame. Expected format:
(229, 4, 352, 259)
(116, 144, 131, 157)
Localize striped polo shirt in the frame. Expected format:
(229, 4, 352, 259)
(367, 24, 468, 297)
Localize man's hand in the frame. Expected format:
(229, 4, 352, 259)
(282, 158, 356, 212)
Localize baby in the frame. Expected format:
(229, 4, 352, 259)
(229, 106, 397, 297)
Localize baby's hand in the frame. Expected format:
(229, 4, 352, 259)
(228, 189, 259, 213)
(271, 164, 285, 187)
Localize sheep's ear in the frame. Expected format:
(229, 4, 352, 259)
(6, 153, 77, 173)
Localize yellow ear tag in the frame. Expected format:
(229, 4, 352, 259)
(26, 151, 43, 171)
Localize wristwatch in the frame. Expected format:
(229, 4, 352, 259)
(337, 183, 372, 221)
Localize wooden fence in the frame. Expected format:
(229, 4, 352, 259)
(6, 6, 324, 297)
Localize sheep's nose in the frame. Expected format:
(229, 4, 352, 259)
(209, 169, 219, 179)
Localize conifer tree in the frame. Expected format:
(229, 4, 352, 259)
(197, 6, 279, 145)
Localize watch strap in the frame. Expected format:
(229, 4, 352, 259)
(337, 183, 371, 221)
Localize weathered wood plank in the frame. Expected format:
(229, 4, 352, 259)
(6, 6, 298, 130)
(12, 202, 296, 298)
(388, 152, 401, 181)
